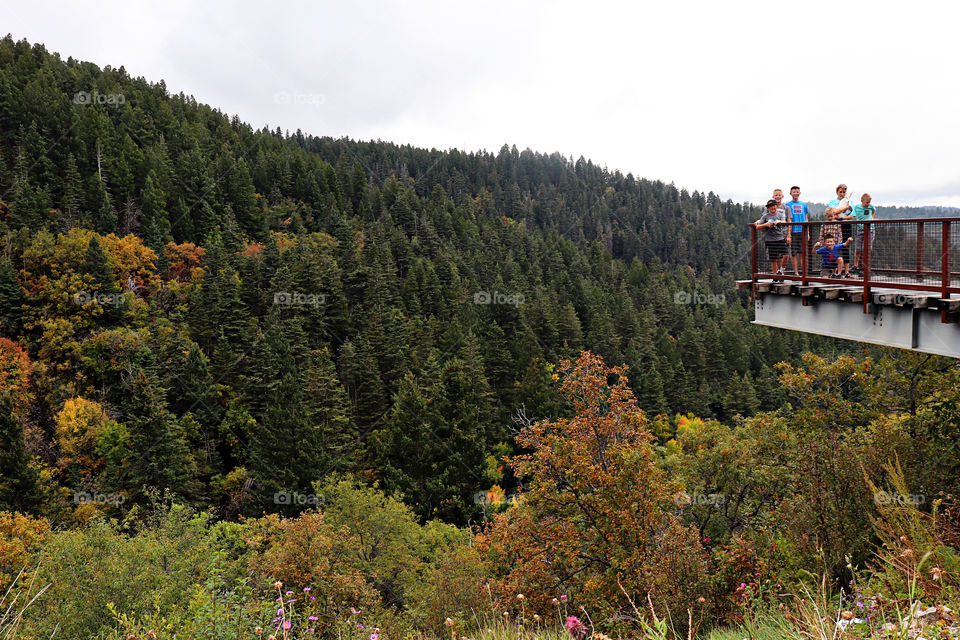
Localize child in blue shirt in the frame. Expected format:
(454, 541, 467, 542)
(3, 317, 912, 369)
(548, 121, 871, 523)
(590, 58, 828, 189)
(814, 233, 853, 278)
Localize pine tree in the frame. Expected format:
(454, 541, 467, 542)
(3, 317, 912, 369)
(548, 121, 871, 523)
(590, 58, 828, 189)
(123, 371, 197, 502)
(91, 175, 117, 235)
(0, 394, 41, 512)
(62, 152, 84, 227)
(0, 259, 24, 337)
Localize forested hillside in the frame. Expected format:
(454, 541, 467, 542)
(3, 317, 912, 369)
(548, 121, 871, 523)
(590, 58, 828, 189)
(5, 35, 960, 640)
(0, 35, 847, 523)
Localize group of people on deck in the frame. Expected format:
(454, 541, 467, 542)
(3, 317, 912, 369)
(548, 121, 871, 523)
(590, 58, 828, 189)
(754, 184, 877, 281)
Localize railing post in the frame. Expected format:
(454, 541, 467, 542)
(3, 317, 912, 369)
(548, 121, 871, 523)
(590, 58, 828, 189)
(751, 224, 758, 283)
(917, 221, 924, 277)
(862, 220, 871, 314)
(943, 221, 951, 323)
(801, 224, 808, 285)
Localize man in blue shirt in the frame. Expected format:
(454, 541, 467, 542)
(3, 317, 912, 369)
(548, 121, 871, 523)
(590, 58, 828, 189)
(786, 186, 809, 276)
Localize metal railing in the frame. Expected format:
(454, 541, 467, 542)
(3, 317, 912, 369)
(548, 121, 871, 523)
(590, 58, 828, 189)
(749, 218, 960, 318)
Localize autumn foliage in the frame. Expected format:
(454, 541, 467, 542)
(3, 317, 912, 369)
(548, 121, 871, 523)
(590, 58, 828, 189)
(478, 352, 710, 630)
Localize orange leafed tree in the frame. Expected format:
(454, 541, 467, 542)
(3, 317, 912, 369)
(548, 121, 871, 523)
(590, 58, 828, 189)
(477, 351, 710, 629)
(0, 338, 32, 417)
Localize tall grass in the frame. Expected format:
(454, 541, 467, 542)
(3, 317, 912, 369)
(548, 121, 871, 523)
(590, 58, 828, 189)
(1, 564, 51, 639)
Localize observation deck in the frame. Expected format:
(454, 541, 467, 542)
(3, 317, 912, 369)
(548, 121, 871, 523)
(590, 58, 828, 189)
(737, 218, 960, 358)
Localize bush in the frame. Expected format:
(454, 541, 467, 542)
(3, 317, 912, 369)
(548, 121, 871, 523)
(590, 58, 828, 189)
(477, 352, 712, 635)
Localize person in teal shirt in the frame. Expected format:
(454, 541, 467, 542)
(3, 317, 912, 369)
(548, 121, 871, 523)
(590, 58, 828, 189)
(828, 184, 854, 277)
(851, 193, 877, 273)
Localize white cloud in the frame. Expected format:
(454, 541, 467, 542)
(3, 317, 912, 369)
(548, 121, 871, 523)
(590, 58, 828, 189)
(5, 0, 958, 206)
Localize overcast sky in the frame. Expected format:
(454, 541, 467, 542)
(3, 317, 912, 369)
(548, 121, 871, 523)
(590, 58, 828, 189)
(6, 0, 958, 207)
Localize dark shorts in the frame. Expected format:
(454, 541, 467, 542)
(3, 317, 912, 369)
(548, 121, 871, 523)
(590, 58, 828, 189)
(855, 228, 874, 252)
(766, 239, 787, 260)
(789, 231, 803, 255)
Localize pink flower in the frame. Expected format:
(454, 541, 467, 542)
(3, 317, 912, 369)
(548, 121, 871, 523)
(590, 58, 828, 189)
(308, 616, 319, 621)
(565, 616, 587, 640)
(282, 621, 292, 630)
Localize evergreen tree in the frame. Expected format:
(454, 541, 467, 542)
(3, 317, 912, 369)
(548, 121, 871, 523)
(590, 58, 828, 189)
(0, 259, 24, 336)
(0, 394, 41, 512)
(123, 371, 197, 502)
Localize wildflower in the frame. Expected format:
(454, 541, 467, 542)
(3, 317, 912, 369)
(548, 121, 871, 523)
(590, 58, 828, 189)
(560, 595, 568, 600)
(309, 616, 319, 621)
(552, 598, 560, 605)
(283, 621, 292, 630)
(445, 618, 455, 627)
(517, 593, 525, 600)
(351, 608, 361, 615)
(371, 635, 379, 640)
(503, 611, 510, 618)
(286, 591, 294, 595)
(277, 608, 284, 616)
(357, 623, 365, 629)
(841, 611, 854, 621)
(269, 636, 277, 640)
(304, 587, 311, 592)
(565, 616, 587, 640)
(310, 596, 316, 601)
(533, 615, 541, 622)
(697, 597, 706, 604)
(255, 628, 264, 636)
(932, 567, 944, 580)
(274, 580, 283, 589)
